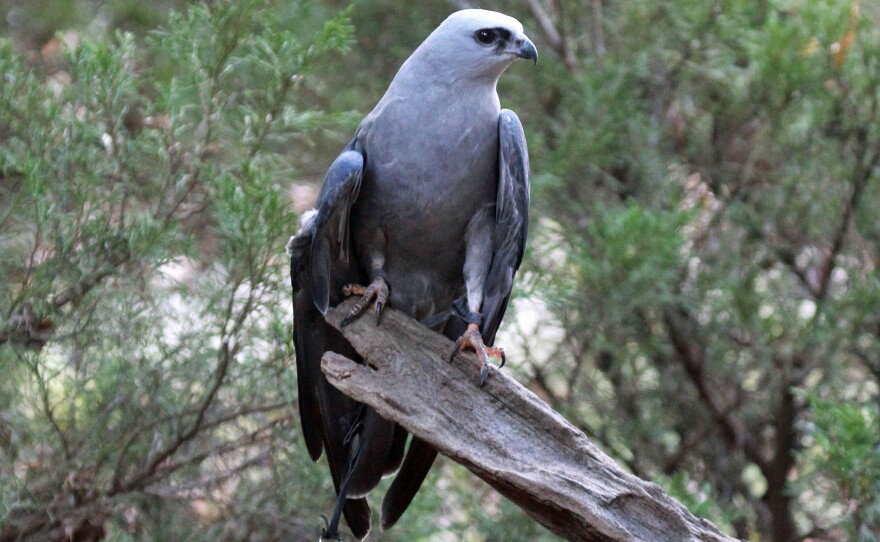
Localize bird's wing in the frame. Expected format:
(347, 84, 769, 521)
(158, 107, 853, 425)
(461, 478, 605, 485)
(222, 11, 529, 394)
(307, 139, 365, 314)
(481, 109, 530, 345)
(290, 139, 396, 540)
(293, 284, 372, 539)
(290, 138, 364, 460)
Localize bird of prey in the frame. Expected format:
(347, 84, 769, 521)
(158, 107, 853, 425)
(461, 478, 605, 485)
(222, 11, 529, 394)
(287, 9, 535, 540)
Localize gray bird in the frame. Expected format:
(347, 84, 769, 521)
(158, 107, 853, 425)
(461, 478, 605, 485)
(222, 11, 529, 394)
(288, 9, 534, 539)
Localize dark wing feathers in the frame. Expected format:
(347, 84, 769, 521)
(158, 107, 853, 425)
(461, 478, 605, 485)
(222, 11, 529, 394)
(481, 109, 530, 344)
(292, 139, 419, 539)
(291, 139, 364, 460)
(380, 436, 439, 530)
(342, 498, 371, 540)
(292, 291, 325, 461)
(291, 141, 376, 539)
(308, 141, 364, 314)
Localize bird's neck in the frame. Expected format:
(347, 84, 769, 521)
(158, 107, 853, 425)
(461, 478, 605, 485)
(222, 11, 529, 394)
(392, 48, 507, 99)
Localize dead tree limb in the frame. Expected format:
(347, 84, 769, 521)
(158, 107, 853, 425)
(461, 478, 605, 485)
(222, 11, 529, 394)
(321, 299, 739, 542)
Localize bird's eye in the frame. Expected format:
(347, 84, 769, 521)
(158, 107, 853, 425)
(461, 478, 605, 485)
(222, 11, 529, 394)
(475, 29, 496, 45)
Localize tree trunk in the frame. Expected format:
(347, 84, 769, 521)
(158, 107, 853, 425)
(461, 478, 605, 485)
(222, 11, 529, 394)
(321, 299, 740, 542)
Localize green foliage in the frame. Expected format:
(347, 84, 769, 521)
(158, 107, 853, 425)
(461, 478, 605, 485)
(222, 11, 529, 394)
(658, 471, 741, 529)
(0, 1, 359, 539)
(799, 394, 880, 539)
(508, 0, 880, 539)
(538, 203, 689, 354)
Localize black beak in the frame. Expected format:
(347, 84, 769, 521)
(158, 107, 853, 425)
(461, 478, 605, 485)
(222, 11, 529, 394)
(514, 35, 538, 64)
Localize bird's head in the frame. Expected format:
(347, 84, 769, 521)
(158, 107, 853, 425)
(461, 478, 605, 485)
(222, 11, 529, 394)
(419, 9, 538, 82)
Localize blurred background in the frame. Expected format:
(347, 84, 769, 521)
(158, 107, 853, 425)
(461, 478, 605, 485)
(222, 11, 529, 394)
(1, 0, 879, 540)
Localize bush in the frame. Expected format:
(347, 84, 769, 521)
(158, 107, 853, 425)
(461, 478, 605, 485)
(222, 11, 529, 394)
(0, 2, 356, 539)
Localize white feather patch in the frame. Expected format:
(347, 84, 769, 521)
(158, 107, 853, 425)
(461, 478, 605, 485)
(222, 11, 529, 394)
(285, 209, 319, 256)
(284, 236, 297, 256)
(299, 209, 318, 233)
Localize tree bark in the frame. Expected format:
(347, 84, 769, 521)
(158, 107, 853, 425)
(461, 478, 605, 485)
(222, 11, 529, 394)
(321, 299, 739, 542)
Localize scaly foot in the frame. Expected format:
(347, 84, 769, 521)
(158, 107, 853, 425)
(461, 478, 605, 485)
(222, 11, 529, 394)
(449, 324, 506, 386)
(340, 273, 389, 327)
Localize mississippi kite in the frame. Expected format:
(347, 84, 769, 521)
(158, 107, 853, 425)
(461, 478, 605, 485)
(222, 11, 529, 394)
(288, 9, 535, 539)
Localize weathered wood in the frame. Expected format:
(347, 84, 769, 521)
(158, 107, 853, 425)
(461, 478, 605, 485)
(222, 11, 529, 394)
(321, 299, 739, 542)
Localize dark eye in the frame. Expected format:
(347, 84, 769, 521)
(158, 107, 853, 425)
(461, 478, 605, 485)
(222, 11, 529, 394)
(475, 29, 496, 45)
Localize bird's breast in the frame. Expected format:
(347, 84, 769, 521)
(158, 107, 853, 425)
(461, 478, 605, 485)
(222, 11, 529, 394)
(352, 98, 500, 316)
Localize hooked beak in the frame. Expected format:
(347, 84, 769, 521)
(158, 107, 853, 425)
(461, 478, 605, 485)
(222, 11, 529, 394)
(513, 34, 538, 64)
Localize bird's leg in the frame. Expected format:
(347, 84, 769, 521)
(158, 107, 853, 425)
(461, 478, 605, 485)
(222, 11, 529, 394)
(341, 268, 389, 327)
(449, 318, 506, 387)
(451, 207, 506, 386)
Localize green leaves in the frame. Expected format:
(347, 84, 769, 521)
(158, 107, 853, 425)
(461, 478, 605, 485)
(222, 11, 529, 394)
(537, 202, 689, 351)
(809, 398, 879, 487)
(799, 393, 880, 537)
(573, 204, 687, 303)
(0, 2, 356, 539)
(518, 0, 880, 539)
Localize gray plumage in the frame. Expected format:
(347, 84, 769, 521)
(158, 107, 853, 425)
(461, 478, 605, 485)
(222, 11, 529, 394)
(288, 9, 534, 539)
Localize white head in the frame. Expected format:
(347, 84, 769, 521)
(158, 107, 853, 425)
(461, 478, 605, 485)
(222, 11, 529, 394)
(413, 9, 537, 82)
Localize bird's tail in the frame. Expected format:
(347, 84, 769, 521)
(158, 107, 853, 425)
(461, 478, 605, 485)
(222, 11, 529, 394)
(380, 437, 439, 530)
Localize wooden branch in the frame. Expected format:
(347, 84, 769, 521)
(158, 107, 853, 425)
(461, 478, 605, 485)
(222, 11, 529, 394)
(321, 299, 738, 542)
(525, 0, 580, 72)
(663, 307, 770, 475)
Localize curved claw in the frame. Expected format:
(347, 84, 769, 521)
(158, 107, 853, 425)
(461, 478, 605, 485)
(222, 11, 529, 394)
(340, 312, 358, 328)
(375, 300, 384, 326)
(449, 326, 506, 386)
(449, 336, 465, 363)
(340, 275, 388, 328)
(479, 363, 490, 387)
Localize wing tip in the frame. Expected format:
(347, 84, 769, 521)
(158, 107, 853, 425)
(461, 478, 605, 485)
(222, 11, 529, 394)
(315, 296, 329, 315)
(306, 440, 323, 462)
